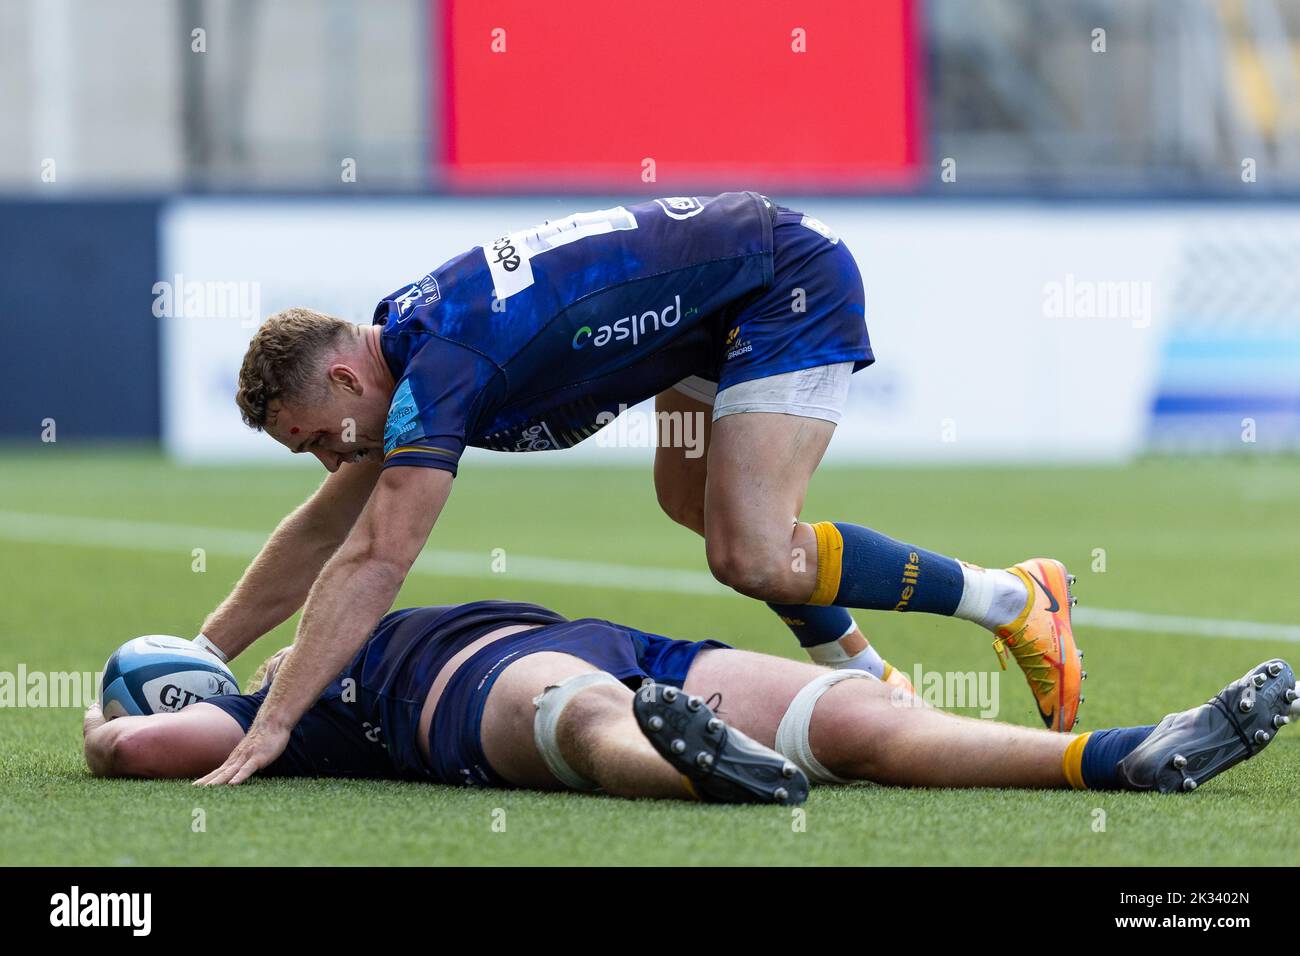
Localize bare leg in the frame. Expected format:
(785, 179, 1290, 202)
(480, 652, 690, 799)
(684, 649, 1070, 789)
(703, 411, 833, 603)
(652, 388, 713, 537)
(658, 395, 888, 669)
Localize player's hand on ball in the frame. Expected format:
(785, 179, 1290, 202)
(194, 723, 289, 786)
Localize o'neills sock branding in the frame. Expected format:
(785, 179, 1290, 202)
(894, 552, 921, 611)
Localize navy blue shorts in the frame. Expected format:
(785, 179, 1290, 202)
(427, 618, 730, 788)
(711, 204, 873, 390)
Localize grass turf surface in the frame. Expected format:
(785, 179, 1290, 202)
(1, 451, 1298, 865)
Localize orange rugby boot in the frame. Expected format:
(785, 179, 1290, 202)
(991, 558, 1084, 731)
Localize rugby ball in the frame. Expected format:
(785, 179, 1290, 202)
(100, 635, 239, 718)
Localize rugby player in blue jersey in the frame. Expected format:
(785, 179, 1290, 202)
(193, 192, 1083, 786)
(86, 602, 1293, 801)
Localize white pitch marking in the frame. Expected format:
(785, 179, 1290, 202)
(0, 511, 729, 596)
(1070, 607, 1300, 644)
(2, 510, 1299, 643)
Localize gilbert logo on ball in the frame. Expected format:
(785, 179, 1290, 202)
(99, 635, 239, 718)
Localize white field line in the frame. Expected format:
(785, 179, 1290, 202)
(2, 510, 1299, 644)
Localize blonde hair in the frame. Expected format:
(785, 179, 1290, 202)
(235, 308, 354, 429)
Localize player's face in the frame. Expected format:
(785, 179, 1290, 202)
(267, 385, 388, 473)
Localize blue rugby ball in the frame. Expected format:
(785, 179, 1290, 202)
(100, 635, 239, 718)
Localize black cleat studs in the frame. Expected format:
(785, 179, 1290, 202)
(1118, 659, 1296, 794)
(633, 680, 811, 805)
(1268, 662, 1283, 677)
(1067, 574, 1077, 586)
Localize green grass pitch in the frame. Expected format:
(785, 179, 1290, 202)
(1, 450, 1298, 866)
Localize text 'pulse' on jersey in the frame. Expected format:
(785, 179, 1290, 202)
(374, 192, 777, 474)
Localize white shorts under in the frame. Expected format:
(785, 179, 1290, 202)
(671, 362, 854, 424)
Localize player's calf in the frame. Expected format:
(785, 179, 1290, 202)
(533, 672, 693, 799)
(654, 480, 705, 536)
(535, 673, 630, 791)
(652, 387, 710, 536)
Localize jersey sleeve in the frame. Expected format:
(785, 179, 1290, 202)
(198, 690, 314, 777)
(199, 689, 394, 778)
(382, 336, 500, 475)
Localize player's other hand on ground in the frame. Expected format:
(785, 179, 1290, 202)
(194, 723, 289, 786)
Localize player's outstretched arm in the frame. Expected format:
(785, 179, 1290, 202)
(83, 702, 246, 778)
(195, 466, 453, 786)
(198, 457, 383, 663)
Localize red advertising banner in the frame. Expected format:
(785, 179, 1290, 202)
(440, 0, 923, 190)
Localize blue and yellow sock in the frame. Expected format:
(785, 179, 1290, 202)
(766, 602, 887, 677)
(1061, 725, 1157, 790)
(767, 603, 856, 649)
(807, 521, 965, 614)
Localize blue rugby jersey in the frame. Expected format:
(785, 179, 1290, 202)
(202, 601, 568, 780)
(375, 192, 778, 474)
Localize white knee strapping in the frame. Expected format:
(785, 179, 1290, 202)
(774, 670, 876, 785)
(532, 671, 622, 791)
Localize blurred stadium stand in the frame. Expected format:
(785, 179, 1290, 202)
(0, 0, 427, 190)
(929, 0, 1300, 192)
(2, 0, 1298, 451)
(6, 0, 1300, 192)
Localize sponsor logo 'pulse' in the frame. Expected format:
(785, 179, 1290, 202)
(572, 294, 684, 350)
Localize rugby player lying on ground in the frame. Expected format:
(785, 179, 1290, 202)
(84, 602, 1295, 801)
(196, 191, 1086, 790)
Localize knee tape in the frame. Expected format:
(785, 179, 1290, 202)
(532, 671, 622, 791)
(774, 669, 876, 785)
